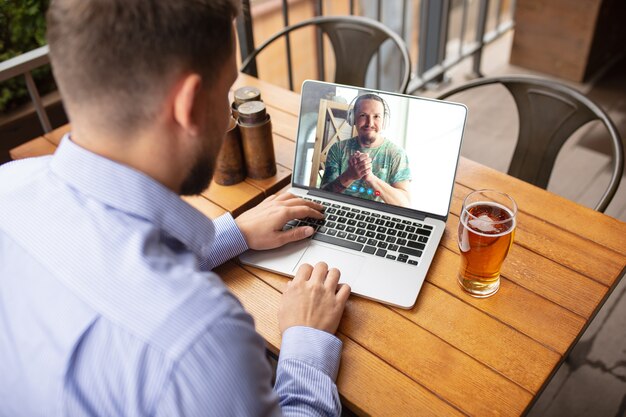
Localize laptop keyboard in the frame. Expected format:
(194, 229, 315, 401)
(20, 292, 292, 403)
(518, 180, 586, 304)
(282, 197, 432, 266)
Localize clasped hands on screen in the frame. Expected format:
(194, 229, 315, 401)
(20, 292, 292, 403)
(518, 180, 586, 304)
(346, 151, 374, 183)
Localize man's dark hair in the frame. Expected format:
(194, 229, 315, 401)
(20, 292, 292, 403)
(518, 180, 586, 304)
(47, 0, 241, 131)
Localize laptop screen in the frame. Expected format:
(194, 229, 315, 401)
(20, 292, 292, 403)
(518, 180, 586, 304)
(292, 80, 467, 218)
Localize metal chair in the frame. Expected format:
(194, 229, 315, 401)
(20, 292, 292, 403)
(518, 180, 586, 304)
(240, 15, 411, 94)
(437, 75, 624, 212)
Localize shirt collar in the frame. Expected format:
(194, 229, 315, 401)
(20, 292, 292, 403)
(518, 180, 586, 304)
(49, 134, 215, 257)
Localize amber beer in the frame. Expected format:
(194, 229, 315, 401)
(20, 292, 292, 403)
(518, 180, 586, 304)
(458, 190, 517, 297)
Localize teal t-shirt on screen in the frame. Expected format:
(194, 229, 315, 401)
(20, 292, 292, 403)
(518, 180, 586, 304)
(320, 137, 411, 202)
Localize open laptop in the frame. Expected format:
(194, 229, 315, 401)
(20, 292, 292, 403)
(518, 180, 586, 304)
(239, 80, 467, 309)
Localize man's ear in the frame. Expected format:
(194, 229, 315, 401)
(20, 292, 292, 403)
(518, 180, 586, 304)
(173, 73, 202, 137)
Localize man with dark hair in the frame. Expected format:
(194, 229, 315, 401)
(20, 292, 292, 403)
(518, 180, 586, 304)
(320, 94, 411, 207)
(0, 0, 350, 415)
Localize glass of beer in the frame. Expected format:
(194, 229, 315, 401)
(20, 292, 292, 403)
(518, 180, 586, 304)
(457, 189, 517, 297)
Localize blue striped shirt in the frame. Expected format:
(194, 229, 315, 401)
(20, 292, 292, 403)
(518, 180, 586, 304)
(0, 136, 342, 416)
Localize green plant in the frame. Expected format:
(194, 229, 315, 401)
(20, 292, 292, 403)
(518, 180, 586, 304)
(0, 0, 54, 114)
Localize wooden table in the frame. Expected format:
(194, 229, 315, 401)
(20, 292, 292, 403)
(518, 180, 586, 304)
(11, 73, 626, 416)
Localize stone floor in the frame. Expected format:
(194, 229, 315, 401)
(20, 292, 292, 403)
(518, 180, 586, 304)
(426, 32, 626, 417)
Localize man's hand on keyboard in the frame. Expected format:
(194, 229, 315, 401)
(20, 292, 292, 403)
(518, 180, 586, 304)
(235, 192, 324, 250)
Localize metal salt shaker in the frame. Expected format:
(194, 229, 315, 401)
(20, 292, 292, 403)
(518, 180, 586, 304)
(213, 116, 246, 185)
(237, 100, 276, 179)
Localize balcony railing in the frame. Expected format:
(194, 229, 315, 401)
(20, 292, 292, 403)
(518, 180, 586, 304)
(238, 0, 516, 94)
(0, 0, 515, 134)
(0, 45, 52, 133)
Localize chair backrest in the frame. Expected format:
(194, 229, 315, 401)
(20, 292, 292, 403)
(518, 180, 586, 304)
(240, 15, 411, 93)
(437, 75, 624, 212)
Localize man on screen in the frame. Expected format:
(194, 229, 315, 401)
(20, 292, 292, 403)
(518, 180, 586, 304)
(320, 94, 412, 207)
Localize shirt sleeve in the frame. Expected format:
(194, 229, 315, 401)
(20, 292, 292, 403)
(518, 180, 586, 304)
(275, 326, 343, 416)
(199, 213, 248, 271)
(154, 315, 343, 417)
(154, 309, 282, 417)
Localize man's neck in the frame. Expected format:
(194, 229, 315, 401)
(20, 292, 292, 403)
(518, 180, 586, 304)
(69, 126, 185, 194)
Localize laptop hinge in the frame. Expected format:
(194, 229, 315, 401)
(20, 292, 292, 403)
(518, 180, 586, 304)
(305, 189, 441, 221)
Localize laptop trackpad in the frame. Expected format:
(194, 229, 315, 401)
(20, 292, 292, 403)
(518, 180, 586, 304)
(293, 244, 362, 287)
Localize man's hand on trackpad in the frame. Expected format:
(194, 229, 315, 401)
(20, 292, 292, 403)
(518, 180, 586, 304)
(279, 262, 350, 335)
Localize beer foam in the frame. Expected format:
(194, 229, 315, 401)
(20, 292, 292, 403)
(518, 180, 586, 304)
(460, 201, 516, 237)
(468, 216, 500, 233)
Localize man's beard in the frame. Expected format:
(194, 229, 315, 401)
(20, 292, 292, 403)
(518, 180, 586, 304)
(358, 132, 378, 146)
(179, 151, 214, 196)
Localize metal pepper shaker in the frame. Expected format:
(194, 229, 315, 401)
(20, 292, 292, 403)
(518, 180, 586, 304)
(238, 100, 276, 179)
(231, 86, 262, 120)
(213, 116, 246, 185)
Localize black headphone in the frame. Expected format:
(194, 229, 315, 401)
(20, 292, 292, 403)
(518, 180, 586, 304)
(346, 93, 391, 129)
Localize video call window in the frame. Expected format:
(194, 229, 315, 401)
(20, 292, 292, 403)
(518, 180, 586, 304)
(292, 82, 467, 218)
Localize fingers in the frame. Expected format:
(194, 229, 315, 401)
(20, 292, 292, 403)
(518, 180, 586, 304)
(348, 154, 370, 181)
(279, 225, 315, 245)
(351, 153, 371, 176)
(279, 261, 349, 335)
(323, 269, 351, 304)
(357, 160, 371, 173)
(285, 205, 325, 221)
(269, 193, 324, 214)
(293, 262, 342, 286)
(239, 191, 328, 251)
(354, 152, 370, 163)
(324, 267, 341, 290)
(293, 263, 350, 303)
(293, 262, 329, 281)
(258, 193, 281, 206)
(350, 154, 366, 166)
(273, 192, 295, 201)
(309, 262, 330, 285)
(280, 197, 324, 211)
(292, 263, 313, 286)
(358, 156, 372, 168)
(292, 262, 330, 284)
(335, 283, 351, 304)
